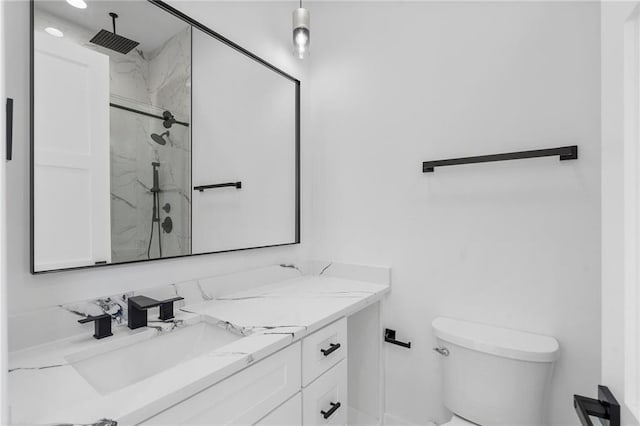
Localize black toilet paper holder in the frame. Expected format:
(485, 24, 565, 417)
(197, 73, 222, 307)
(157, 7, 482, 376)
(384, 328, 411, 349)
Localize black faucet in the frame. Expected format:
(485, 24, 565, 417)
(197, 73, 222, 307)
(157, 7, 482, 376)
(127, 295, 184, 330)
(78, 314, 113, 339)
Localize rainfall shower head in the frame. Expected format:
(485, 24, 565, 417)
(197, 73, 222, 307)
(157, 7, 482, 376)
(151, 131, 169, 146)
(90, 13, 139, 55)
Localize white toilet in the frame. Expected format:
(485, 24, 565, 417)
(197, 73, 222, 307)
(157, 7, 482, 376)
(432, 317, 560, 426)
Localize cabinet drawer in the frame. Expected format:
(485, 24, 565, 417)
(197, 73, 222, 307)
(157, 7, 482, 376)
(302, 360, 347, 426)
(139, 342, 301, 426)
(302, 318, 347, 386)
(255, 392, 302, 425)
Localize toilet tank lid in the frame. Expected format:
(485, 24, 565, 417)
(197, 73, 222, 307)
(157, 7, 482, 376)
(432, 317, 559, 363)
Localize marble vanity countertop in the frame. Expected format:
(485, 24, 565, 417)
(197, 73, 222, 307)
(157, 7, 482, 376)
(8, 275, 389, 426)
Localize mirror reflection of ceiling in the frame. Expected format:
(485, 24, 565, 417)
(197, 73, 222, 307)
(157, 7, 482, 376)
(35, 0, 189, 53)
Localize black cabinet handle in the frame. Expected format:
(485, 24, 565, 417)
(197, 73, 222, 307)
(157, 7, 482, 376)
(321, 402, 341, 419)
(320, 342, 341, 357)
(6, 98, 13, 161)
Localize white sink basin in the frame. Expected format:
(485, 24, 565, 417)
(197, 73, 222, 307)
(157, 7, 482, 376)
(66, 322, 242, 395)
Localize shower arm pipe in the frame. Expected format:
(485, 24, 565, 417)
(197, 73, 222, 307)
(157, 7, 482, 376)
(111, 12, 117, 34)
(109, 103, 189, 127)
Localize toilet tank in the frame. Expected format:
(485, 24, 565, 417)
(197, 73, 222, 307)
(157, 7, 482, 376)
(432, 317, 559, 426)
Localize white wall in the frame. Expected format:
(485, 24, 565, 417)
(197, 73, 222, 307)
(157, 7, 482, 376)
(191, 28, 297, 253)
(4, 1, 606, 425)
(3, 0, 311, 314)
(307, 2, 601, 425)
(601, 2, 640, 424)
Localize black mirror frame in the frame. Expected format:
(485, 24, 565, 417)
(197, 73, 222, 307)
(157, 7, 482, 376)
(29, 0, 301, 274)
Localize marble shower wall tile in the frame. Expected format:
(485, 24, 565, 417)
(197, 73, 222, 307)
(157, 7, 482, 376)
(147, 28, 192, 122)
(148, 28, 192, 258)
(110, 106, 147, 262)
(109, 28, 192, 262)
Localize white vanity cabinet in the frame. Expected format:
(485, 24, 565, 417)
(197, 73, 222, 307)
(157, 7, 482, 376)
(138, 308, 381, 426)
(255, 393, 302, 425)
(302, 360, 348, 425)
(301, 319, 348, 425)
(6, 271, 388, 426)
(139, 343, 301, 426)
(256, 318, 348, 426)
(302, 318, 347, 386)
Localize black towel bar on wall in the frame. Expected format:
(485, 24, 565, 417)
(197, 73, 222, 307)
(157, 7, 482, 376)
(422, 145, 578, 173)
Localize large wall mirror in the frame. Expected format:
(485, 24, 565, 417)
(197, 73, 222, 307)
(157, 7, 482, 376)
(31, 0, 300, 273)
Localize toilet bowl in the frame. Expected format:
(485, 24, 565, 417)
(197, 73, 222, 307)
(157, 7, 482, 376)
(432, 317, 559, 426)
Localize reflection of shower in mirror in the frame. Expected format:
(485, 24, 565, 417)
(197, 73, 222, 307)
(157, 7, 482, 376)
(148, 162, 163, 259)
(31, 0, 297, 272)
(89, 12, 140, 55)
(151, 131, 169, 146)
(162, 110, 177, 129)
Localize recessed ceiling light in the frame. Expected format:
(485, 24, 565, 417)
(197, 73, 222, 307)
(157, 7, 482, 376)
(66, 0, 87, 9)
(45, 27, 64, 37)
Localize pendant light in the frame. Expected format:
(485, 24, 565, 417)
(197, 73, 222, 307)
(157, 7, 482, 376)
(292, 0, 310, 59)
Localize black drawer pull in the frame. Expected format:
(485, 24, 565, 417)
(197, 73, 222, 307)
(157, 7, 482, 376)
(320, 342, 341, 357)
(6, 98, 13, 161)
(321, 402, 341, 419)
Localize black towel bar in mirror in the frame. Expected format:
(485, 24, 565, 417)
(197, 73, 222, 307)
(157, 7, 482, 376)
(422, 145, 578, 173)
(194, 181, 242, 192)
